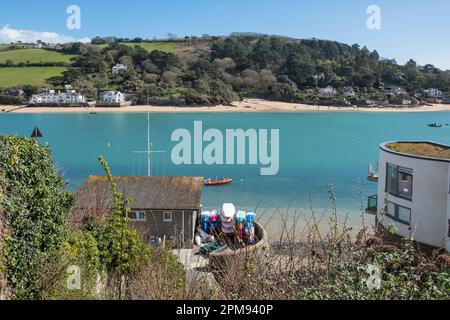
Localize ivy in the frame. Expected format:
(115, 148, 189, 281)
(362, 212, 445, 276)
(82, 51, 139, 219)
(0, 135, 73, 300)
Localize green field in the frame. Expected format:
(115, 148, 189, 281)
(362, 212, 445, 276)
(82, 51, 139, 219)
(0, 67, 67, 87)
(98, 42, 181, 52)
(0, 49, 77, 64)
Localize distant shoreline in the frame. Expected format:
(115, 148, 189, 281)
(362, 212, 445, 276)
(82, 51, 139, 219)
(1, 100, 450, 114)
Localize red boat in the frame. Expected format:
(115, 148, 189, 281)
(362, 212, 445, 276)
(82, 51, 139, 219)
(204, 178, 233, 186)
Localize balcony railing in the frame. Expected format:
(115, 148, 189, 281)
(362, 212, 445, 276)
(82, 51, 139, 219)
(366, 195, 378, 215)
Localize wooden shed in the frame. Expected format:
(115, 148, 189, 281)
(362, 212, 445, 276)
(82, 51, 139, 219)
(72, 176, 204, 248)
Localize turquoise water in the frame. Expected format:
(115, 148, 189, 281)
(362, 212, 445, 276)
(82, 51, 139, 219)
(1, 111, 450, 222)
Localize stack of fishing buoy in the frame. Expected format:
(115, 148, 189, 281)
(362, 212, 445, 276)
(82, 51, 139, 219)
(209, 210, 218, 234)
(198, 204, 257, 248)
(244, 210, 256, 244)
(236, 210, 246, 241)
(201, 211, 211, 233)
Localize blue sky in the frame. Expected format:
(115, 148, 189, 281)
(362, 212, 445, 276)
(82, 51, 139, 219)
(1, 0, 449, 69)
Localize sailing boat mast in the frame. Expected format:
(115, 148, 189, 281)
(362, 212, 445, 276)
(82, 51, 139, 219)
(147, 104, 151, 177)
(132, 89, 165, 177)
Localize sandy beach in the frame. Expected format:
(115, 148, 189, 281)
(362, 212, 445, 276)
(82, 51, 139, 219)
(1, 99, 450, 114)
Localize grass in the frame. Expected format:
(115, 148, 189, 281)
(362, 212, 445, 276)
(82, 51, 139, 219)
(0, 49, 77, 64)
(0, 67, 67, 87)
(97, 42, 181, 52)
(387, 142, 450, 159)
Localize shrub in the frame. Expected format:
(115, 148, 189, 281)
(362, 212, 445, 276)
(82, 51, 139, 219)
(129, 246, 186, 300)
(0, 135, 73, 299)
(0, 174, 11, 299)
(213, 187, 450, 300)
(40, 230, 103, 300)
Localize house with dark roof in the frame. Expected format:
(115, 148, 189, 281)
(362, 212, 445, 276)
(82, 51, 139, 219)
(72, 176, 204, 248)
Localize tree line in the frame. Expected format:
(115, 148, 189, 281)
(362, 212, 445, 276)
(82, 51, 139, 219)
(50, 35, 450, 104)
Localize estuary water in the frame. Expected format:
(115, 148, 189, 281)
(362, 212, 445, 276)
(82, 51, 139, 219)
(1, 111, 450, 227)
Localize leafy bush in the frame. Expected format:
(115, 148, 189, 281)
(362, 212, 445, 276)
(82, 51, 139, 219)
(0, 135, 73, 299)
(0, 94, 27, 105)
(129, 246, 186, 300)
(0, 145, 187, 300)
(0, 174, 10, 299)
(300, 240, 450, 300)
(40, 230, 102, 300)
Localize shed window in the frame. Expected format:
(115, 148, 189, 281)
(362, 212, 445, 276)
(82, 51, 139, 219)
(127, 211, 137, 220)
(138, 211, 146, 221)
(163, 211, 173, 222)
(127, 211, 146, 222)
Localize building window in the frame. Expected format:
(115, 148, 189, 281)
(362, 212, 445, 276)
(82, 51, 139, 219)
(386, 202, 411, 226)
(127, 211, 146, 222)
(138, 211, 146, 221)
(163, 211, 173, 222)
(386, 163, 413, 200)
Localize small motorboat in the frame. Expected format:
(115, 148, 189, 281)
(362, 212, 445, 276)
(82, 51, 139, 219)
(429, 123, 443, 128)
(204, 178, 233, 186)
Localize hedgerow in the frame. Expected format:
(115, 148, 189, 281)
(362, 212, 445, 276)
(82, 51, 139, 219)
(0, 135, 73, 299)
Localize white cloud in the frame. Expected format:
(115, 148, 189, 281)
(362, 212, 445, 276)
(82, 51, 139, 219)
(0, 26, 90, 44)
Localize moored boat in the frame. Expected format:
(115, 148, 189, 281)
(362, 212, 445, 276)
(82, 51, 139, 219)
(204, 178, 233, 186)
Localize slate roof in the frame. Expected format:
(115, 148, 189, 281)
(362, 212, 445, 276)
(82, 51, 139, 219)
(74, 176, 204, 211)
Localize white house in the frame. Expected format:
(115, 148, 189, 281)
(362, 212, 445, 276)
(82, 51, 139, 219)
(112, 64, 128, 75)
(425, 88, 442, 98)
(343, 87, 356, 97)
(29, 88, 86, 105)
(371, 141, 450, 252)
(29, 95, 43, 104)
(98, 91, 126, 103)
(385, 86, 407, 96)
(318, 86, 337, 98)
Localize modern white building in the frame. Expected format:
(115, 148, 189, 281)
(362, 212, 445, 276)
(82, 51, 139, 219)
(425, 88, 443, 98)
(343, 87, 356, 97)
(98, 91, 126, 103)
(386, 87, 407, 96)
(371, 141, 450, 251)
(112, 64, 128, 75)
(29, 89, 86, 105)
(318, 86, 337, 98)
